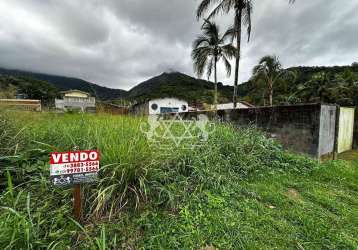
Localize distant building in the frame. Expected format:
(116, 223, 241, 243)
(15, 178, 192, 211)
(131, 98, 189, 115)
(211, 102, 254, 110)
(55, 90, 95, 112)
(0, 99, 41, 111)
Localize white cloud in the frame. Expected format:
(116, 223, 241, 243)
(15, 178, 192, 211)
(0, 0, 357, 90)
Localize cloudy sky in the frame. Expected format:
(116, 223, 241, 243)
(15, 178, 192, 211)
(0, 0, 357, 90)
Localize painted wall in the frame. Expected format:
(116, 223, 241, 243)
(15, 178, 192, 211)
(148, 98, 188, 115)
(337, 107, 355, 153)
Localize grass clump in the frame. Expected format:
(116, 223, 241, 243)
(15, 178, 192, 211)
(0, 111, 357, 249)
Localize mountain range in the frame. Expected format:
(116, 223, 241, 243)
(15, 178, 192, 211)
(0, 68, 127, 100)
(0, 67, 233, 103)
(1, 64, 358, 106)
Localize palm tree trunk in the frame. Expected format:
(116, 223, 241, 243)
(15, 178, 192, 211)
(214, 56, 218, 110)
(269, 81, 273, 106)
(263, 93, 266, 106)
(233, 6, 242, 108)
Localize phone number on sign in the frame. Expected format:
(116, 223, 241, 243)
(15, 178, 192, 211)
(50, 161, 99, 175)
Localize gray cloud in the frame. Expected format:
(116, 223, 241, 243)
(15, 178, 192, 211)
(0, 0, 357, 90)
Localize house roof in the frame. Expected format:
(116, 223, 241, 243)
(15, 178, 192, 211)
(60, 89, 90, 95)
(239, 101, 255, 107)
(213, 102, 255, 107)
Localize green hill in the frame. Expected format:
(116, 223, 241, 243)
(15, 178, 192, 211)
(128, 72, 234, 103)
(0, 68, 127, 100)
(0, 68, 234, 104)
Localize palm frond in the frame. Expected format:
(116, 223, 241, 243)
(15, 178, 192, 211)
(221, 25, 235, 43)
(221, 44, 237, 59)
(243, 0, 253, 42)
(197, 0, 221, 19)
(207, 0, 233, 20)
(192, 47, 212, 78)
(222, 55, 232, 77)
(202, 19, 220, 43)
(193, 36, 210, 49)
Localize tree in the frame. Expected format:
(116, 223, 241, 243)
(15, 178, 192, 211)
(296, 72, 335, 103)
(252, 55, 294, 106)
(192, 19, 236, 108)
(0, 83, 17, 99)
(196, 0, 295, 108)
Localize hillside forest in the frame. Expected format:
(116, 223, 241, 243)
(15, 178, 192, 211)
(0, 62, 358, 108)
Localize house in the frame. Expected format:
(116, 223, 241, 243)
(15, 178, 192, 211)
(55, 90, 95, 112)
(211, 101, 254, 110)
(130, 98, 189, 115)
(0, 99, 41, 111)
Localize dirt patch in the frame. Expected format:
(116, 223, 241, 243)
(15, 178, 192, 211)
(339, 150, 358, 161)
(200, 246, 216, 250)
(286, 188, 302, 202)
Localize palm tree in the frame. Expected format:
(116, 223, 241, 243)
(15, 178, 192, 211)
(196, 0, 296, 108)
(252, 55, 294, 106)
(296, 72, 334, 103)
(192, 19, 236, 108)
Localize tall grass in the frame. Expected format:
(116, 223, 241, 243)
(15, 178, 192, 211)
(0, 111, 321, 249)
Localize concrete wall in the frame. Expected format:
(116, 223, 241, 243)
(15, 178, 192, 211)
(131, 102, 149, 116)
(221, 104, 323, 157)
(182, 104, 338, 159)
(160, 103, 357, 159)
(0, 99, 42, 111)
(318, 105, 337, 158)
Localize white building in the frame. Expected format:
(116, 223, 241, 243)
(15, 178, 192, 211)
(55, 90, 96, 112)
(211, 102, 254, 110)
(149, 98, 189, 115)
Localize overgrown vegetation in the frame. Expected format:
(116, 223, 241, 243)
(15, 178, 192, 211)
(241, 63, 358, 107)
(0, 68, 127, 101)
(0, 75, 59, 105)
(0, 112, 357, 249)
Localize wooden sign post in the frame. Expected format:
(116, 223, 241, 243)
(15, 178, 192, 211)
(50, 150, 100, 223)
(73, 184, 82, 222)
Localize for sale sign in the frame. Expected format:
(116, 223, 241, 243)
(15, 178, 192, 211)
(50, 150, 100, 186)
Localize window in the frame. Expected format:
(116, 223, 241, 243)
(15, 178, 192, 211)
(160, 107, 179, 113)
(181, 105, 187, 111)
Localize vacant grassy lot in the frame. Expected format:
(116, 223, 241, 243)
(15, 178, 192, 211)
(0, 112, 357, 249)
